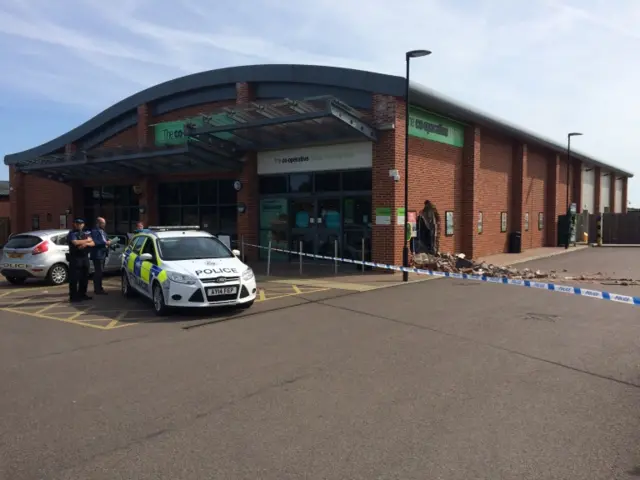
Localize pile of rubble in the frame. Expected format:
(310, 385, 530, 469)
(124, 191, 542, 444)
(411, 252, 640, 285)
(412, 252, 552, 279)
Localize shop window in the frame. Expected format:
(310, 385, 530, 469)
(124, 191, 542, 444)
(101, 187, 115, 206)
(114, 186, 131, 205)
(290, 173, 312, 193)
(259, 175, 288, 194)
(182, 206, 199, 226)
(158, 183, 181, 205)
(180, 181, 199, 205)
(83, 187, 100, 207)
(343, 170, 372, 191)
(219, 206, 237, 234)
(219, 180, 237, 204)
(343, 197, 371, 227)
(199, 180, 218, 204)
(200, 205, 218, 233)
(315, 172, 341, 192)
(159, 206, 181, 226)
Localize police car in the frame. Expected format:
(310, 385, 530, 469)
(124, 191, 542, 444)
(121, 226, 257, 316)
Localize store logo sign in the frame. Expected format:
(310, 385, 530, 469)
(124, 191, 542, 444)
(258, 143, 372, 174)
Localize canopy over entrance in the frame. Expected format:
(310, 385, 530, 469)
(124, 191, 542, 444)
(15, 96, 378, 182)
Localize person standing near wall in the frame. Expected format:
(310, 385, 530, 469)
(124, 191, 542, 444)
(421, 200, 440, 254)
(67, 218, 94, 303)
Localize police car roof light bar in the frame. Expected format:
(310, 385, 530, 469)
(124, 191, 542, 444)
(147, 225, 201, 231)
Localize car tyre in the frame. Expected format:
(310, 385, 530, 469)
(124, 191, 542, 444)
(121, 270, 135, 298)
(152, 282, 169, 316)
(6, 276, 26, 285)
(46, 264, 68, 286)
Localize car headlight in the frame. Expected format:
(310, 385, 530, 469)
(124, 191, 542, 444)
(242, 268, 254, 281)
(167, 272, 197, 285)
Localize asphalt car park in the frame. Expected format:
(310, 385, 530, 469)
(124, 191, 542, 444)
(0, 275, 340, 330)
(3, 248, 640, 479)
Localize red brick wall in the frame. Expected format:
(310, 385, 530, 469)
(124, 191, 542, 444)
(21, 175, 72, 230)
(476, 132, 513, 257)
(101, 126, 138, 149)
(371, 95, 404, 267)
(523, 148, 547, 249)
(0, 197, 9, 218)
(408, 136, 462, 254)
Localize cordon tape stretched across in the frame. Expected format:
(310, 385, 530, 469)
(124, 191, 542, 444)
(244, 243, 640, 307)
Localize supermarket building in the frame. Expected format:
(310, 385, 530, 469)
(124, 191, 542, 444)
(3, 64, 632, 265)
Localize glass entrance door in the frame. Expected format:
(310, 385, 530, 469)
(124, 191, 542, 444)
(289, 197, 342, 261)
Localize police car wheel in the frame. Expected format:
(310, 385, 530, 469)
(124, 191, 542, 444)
(121, 270, 135, 298)
(47, 264, 68, 285)
(152, 283, 169, 316)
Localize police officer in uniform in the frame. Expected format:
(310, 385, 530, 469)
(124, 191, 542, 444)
(67, 218, 95, 303)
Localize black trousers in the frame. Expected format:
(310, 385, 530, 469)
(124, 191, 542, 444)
(92, 258, 105, 292)
(68, 257, 90, 299)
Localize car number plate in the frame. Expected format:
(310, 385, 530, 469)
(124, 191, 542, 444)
(207, 287, 237, 296)
(7, 253, 24, 259)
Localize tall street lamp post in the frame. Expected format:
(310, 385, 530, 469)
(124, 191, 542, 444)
(402, 49, 431, 282)
(565, 132, 583, 249)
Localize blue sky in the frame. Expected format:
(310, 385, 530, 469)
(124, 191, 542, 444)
(0, 0, 638, 205)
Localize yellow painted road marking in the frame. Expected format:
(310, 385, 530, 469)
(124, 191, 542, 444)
(106, 311, 127, 329)
(68, 307, 92, 321)
(271, 279, 377, 292)
(258, 289, 266, 301)
(7, 297, 35, 308)
(291, 285, 302, 294)
(1, 307, 108, 330)
(36, 302, 61, 315)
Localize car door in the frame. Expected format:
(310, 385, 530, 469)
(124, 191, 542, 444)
(138, 238, 158, 297)
(126, 236, 147, 294)
(105, 235, 127, 271)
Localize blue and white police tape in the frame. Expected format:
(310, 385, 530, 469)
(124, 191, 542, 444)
(245, 243, 640, 307)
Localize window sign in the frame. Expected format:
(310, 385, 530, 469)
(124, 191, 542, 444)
(477, 211, 483, 234)
(500, 212, 507, 232)
(538, 212, 544, 231)
(524, 212, 529, 231)
(445, 211, 454, 236)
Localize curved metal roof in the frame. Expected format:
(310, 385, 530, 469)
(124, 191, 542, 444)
(3, 64, 632, 177)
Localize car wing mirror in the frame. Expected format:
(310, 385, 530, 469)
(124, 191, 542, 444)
(232, 249, 241, 257)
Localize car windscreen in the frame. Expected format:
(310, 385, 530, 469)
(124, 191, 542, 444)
(4, 235, 43, 249)
(156, 236, 234, 261)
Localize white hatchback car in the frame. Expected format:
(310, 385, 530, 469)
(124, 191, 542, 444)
(121, 226, 257, 316)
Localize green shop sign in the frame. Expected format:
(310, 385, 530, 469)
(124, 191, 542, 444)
(154, 114, 236, 147)
(408, 107, 464, 147)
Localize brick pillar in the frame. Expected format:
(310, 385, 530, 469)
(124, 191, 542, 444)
(139, 177, 158, 226)
(609, 174, 616, 213)
(572, 159, 582, 213)
(371, 94, 403, 268)
(594, 167, 602, 213)
(511, 143, 528, 241)
(461, 125, 480, 258)
(622, 177, 629, 213)
(235, 82, 259, 259)
(9, 167, 26, 234)
(546, 154, 560, 246)
(137, 104, 151, 148)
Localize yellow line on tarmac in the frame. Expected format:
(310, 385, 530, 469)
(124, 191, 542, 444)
(271, 279, 377, 292)
(258, 289, 266, 301)
(106, 311, 127, 329)
(36, 302, 61, 315)
(7, 297, 34, 308)
(291, 285, 302, 294)
(68, 307, 92, 321)
(0, 307, 108, 330)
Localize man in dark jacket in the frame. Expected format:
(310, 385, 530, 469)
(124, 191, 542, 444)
(90, 217, 111, 295)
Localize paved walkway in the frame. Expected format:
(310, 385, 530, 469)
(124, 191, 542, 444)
(479, 246, 588, 266)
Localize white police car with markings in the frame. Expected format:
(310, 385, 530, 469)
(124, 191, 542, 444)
(121, 226, 257, 316)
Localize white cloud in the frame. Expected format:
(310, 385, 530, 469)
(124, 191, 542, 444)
(0, 0, 638, 204)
